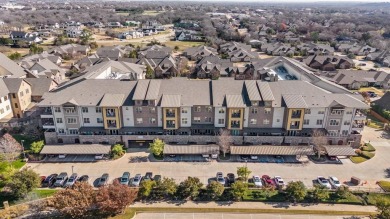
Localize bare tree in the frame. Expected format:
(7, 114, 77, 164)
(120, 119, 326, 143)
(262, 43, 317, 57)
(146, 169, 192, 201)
(218, 128, 232, 157)
(311, 129, 328, 159)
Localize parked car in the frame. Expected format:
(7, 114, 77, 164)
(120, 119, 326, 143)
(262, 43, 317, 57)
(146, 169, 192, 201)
(42, 174, 58, 187)
(58, 154, 66, 159)
(154, 175, 162, 182)
(317, 176, 331, 189)
(329, 176, 341, 188)
(252, 176, 263, 187)
(144, 172, 153, 181)
(227, 173, 235, 184)
(274, 176, 285, 188)
(54, 172, 68, 187)
(262, 175, 276, 187)
(78, 175, 89, 182)
(216, 172, 225, 185)
(240, 155, 250, 160)
(132, 174, 143, 186)
(95, 154, 104, 160)
(40, 176, 46, 185)
(64, 173, 78, 187)
(250, 155, 258, 160)
(97, 173, 109, 187)
(120, 172, 130, 185)
(367, 91, 377, 97)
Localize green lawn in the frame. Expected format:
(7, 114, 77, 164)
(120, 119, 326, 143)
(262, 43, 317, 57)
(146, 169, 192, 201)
(243, 189, 285, 202)
(361, 143, 376, 152)
(367, 193, 390, 205)
(11, 159, 26, 169)
(11, 134, 35, 150)
(32, 189, 57, 199)
(377, 181, 390, 192)
(350, 156, 368, 163)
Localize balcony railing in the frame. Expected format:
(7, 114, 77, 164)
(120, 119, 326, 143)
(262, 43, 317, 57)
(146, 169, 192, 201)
(231, 113, 241, 118)
(291, 113, 301, 119)
(231, 122, 240, 128)
(42, 122, 54, 126)
(289, 125, 300, 129)
(42, 108, 53, 115)
(166, 112, 175, 118)
(166, 122, 176, 128)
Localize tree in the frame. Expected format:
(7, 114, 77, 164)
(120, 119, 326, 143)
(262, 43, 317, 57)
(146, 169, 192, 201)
(80, 28, 93, 45)
(128, 50, 137, 58)
(360, 91, 370, 103)
(312, 129, 328, 159)
(95, 180, 138, 216)
(29, 43, 44, 54)
(111, 144, 125, 159)
(30, 140, 44, 154)
(361, 32, 371, 42)
(0, 162, 16, 187)
(145, 64, 154, 79)
(139, 180, 156, 199)
(285, 181, 307, 203)
(310, 184, 329, 202)
(218, 128, 232, 157)
(335, 185, 351, 199)
(177, 176, 203, 200)
(206, 181, 224, 200)
(375, 197, 390, 219)
(8, 52, 21, 60)
(154, 177, 177, 199)
(237, 166, 251, 182)
(49, 182, 96, 218)
(16, 40, 28, 48)
(89, 42, 98, 50)
(7, 168, 40, 198)
(230, 181, 248, 201)
(310, 31, 319, 42)
(0, 37, 12, 45)
(149, 138, 164, 157)
(174, 45, 179, 51)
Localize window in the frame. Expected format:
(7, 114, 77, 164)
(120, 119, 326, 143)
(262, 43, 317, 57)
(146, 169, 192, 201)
(6, 105, 10, 111)
(276, 119, 280, 122)
(136, 118, 143, 124)
(136, 100, 142, 105)
(251, 108, 258, 114)
(19, 91, 23, 97)
(65, 108, 76, 114)
(305, 109, 311, 114)
(318, 110, 325, 114)
(344, 121, 351, 125)
(218, 119, 225, 124)
(0, 108, 3, 114)
(330, 119, 340, 126)
(4, 96, 7, 101)
(54, 107, 61, 112)
(328, 130, 339, 137)
(12, 94, 16, 98)
(219, 108, 225, 114)
(206, 106, 212, 112)
(82, 107, 88, 113)
(346, 111, 352, 115)
(331, 110, 343, 115)
(149, 118, 156, 124)
(264, 101, 272, 107)
(136, 107, 142, 113)
(69, 129, 79, 135)
(150, 107, 155, 113)
(194, 117, 201, 122)
(67, 118, 77, 124)
(96, 107, 102, 113)
(56, 118, 63, 123)
(251, 101, 258, 106)
(148, 100, 154, 105)
(97, 118, 103, 123)
(250, 119, 257, 124)
(125, 107, 129, 110)
(14, 103, 18, 108)
(58, 129, 65, 134)
(181, 108, 188, 113)
(264, 108, 271, 114)
(263, 119, 270, 125)
(84, 118, 90, 123)
(26, 89, 29, 94)
(342, 130, 349, 136)
(316, 119, 323, 125)
(182, 118, 188, 124)
(205, 117, 212, 122)
(303, 119, 309, 125)
(194, 106, 201, 112)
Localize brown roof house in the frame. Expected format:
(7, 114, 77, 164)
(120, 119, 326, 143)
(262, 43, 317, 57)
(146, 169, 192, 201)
(304, 55, 354, 71)
(331, 70, 390, 89)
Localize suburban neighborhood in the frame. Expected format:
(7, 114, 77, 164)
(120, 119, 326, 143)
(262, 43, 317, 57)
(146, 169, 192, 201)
(0, 0, 390, 219)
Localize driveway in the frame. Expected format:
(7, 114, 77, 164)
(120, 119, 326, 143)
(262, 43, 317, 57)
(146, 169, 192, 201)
(26, 127, 390, 189)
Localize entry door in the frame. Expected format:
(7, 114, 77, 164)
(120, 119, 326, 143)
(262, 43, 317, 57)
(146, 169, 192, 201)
(110, 130, 118, 135)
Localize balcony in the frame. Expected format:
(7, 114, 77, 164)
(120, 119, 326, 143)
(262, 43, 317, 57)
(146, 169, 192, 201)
(291, 113, 301, 119)
(231, 122, 241, 128)
(106, 120, 117, 128)
(41, 107, 53, 115)
(289, 125, 300, 129)
(354, 110, 367, 120)
(166, 121, 176, 128)
(42, 118, 54, 128)
(105, 109, 116, 117)
(166, 112, 176, 118)
(231, 113, 241, 118)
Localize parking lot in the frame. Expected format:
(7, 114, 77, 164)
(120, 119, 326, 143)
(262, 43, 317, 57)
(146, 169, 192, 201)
(42, 155, 97, 163)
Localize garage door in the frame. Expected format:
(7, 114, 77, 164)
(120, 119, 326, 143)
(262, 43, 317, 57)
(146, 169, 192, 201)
(128, 140, 152, 148)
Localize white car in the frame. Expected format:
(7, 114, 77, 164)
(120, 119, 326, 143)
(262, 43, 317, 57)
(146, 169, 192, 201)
(317, 176, 332, 189)
(329, 176, 341, 188)
(131, 174, 143, 187)
(216, 172, 225, 185)
(252, 176, 263, 187)
(250, 155, 258, 160)
(274, 176, 285, 187)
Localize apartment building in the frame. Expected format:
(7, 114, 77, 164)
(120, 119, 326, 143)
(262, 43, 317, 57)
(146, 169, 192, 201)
(39, 78, 369, 150)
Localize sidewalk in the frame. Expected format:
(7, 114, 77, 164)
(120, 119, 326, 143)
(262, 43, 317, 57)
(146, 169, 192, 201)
(132, 201, 376, 214)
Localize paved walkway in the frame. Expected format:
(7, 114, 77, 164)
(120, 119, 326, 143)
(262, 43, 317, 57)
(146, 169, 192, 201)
(132, 201, 376, 214)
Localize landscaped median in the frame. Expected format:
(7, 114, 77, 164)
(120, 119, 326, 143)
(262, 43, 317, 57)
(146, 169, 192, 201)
(350, 143, 376, 164)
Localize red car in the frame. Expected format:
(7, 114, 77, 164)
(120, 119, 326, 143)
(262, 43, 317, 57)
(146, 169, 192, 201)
(262, 175, 276, 187)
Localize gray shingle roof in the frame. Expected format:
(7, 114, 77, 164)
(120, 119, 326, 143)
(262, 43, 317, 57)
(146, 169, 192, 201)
(257, 81, 275, 101)
(230, 145, 314, 155)
(283, 94, 308, 108)
(40, 144, 111, 155)
(2, 78, 24, 93)
(132, 80, 150, 100)
(24, 78, 57, 96)
(0, 79, 9, 97)
(226, 94, 246, 108)
(245, 80, 262, 101)
(0, 53, 27, 78)
(99, 93, 125, 107)
(160, 94, 181, 107)
(163, 144, 219, 155)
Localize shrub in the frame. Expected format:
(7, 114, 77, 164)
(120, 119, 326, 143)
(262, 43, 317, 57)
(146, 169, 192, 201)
(111, 144, 125, 159)
(360, 151, 375, 159)
(361, 143, 376, 152)
(378, 181, 390, 192)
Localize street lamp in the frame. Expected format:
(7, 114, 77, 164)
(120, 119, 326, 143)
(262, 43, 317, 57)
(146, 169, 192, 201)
(71, 166, 74, 174)
(245, 160, 248, 182)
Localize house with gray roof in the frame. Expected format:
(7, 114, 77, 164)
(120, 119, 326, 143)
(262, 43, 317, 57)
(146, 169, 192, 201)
(372, 92, 390, 111)
(0, 52, 28, 78)
(48, 44, 90, 58)
(29, 59, 66, 83)
(330, 70, 390, 89)
(304, 55, 354, 71)
(183, 46, 218, 61)
(96, 45, 134, 60)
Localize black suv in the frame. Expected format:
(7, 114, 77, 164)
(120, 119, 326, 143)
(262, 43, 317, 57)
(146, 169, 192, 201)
(42, 174, 58, 187)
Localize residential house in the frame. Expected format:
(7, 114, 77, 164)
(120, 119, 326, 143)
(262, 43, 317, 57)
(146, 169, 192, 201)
(96, 46, 134, 60)
(19, 52, 62, 69)
(138, 45, 173, 58)
(260, 42, 296, 57)
(71, 54, 108, 72)
(0, 53, 28, 78)
(39, 78, 368, 149)
(366, 51, 390, 67)
(28, 58, 66, 83)
(9, 31, 42, 44)
(0, 80, 12, 120)
(304, 55, 354, 71)
(65, 26, 82, 38)
(219, 42, 258, 62)
(183, 46, 218, 61)
(48, 44, 90, 58)
(372, 92, 390, 111)
(330, 70, 390, 89)
(118, 31, 144, 39)
(175, 30, 204, 41)
(336, 43, 377, 56)
(195, 56, 234, 79)
(142, 20, 165, 31)
(107, 22, 122, 28)
(307, 43, 335, 56)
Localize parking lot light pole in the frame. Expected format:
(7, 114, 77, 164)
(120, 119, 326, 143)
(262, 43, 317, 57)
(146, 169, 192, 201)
(71, 166, 74, 174)
(21, 140, 26, 160)
(245, 160, 248, 182)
